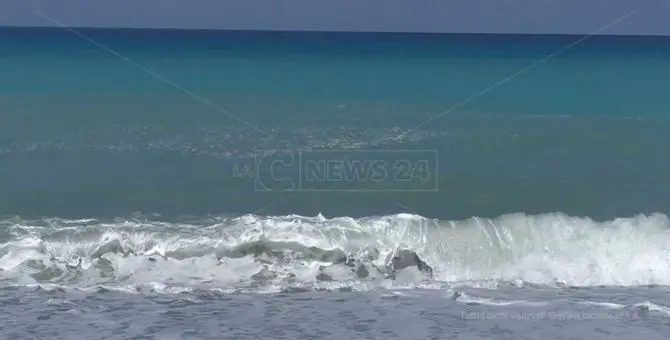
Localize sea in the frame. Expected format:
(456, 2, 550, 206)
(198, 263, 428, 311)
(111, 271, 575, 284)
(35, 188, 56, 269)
(2, 27, 670, 339)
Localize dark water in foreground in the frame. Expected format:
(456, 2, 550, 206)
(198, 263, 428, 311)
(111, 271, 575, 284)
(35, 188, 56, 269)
(2, 287, 669, 340)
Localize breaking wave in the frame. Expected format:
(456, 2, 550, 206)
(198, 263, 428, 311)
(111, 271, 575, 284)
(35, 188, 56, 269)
(1, 212, 670, 294)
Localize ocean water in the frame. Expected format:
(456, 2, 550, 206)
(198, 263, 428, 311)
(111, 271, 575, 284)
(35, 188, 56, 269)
(2, 27, 670, 339)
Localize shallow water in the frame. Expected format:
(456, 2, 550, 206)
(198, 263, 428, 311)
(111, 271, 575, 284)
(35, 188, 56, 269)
(2, 286, 669, 340)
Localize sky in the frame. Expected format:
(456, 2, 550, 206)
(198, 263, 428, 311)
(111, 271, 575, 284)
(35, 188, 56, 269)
(1, 0, 669, 35)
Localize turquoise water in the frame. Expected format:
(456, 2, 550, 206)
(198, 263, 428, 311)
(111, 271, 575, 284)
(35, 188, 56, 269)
(2, 27, 670, 339)
(2, 28, 670, 218)
(3, 29, 670, 112)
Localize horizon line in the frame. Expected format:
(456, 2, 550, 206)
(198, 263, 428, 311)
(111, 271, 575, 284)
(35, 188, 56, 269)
(2, 24, 669, 38)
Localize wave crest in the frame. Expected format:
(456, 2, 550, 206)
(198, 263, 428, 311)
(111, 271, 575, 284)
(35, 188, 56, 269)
(1, 212, 670, 293)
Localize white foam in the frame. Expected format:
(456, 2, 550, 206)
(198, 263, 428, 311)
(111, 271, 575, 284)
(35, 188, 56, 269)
(452, 292, 548, 307)
(2, 212, 670, 292)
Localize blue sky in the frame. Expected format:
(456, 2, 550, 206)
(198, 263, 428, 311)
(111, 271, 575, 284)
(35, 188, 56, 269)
(1, 0, 669, 35)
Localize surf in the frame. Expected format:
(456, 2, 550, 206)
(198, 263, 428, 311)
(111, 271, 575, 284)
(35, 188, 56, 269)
(1, 212, 670, 293)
